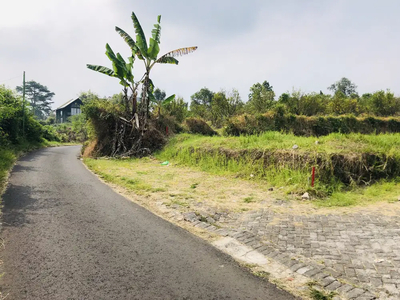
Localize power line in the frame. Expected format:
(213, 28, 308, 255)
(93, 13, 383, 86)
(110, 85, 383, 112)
(0, 75, 21, 83)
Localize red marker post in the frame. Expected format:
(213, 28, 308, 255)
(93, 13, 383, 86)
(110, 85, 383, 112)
(311, 166, 316, 187)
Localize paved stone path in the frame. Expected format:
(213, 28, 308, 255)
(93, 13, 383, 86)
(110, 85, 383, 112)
(176, 203, 400, 299)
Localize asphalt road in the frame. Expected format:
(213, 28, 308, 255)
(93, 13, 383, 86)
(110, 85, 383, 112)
(0, 146, 295, 299)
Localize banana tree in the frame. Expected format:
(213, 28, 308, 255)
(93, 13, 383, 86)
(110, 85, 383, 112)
(86, 11, 197, 157)
(87, 44, 135, 115)
(148, 90, 176, 117)
(115, 12, 197, 126)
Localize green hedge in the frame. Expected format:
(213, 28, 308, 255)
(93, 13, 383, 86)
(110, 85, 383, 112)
(224, 113, 400, 136)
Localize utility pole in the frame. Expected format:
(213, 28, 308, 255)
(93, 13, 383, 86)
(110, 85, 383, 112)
(22, 71, 26, 137)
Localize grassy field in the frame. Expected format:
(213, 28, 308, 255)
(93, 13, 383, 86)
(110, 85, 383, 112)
(84, 156, 400, 209)
(155, 132, 400, 207)
(82, 132, 400, 208)
(160, 132, 400, 156)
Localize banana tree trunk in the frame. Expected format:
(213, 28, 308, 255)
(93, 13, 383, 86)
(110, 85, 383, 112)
(132, 91, 137, 116)
(140, 74, 149, 129)
(123, 87, 130, 115)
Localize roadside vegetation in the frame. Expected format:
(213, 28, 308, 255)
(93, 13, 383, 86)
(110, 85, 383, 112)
(0, 85, 70, 194)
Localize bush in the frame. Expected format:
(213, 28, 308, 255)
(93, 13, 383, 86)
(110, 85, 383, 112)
(153, 114, 183, 135)
(224, 113, 400, 137)
(41, 125, 60, 141)
(0, 85, 44, 145)
(183, 118, 217, 136)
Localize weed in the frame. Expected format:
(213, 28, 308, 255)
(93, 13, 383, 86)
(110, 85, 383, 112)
(136, 171, 149, 175)
(242, 263, 258, 269)
(166, 199, 190, 208)
(307, 281, 335, 300)
(243, 196, 255, 203)
(151, 187, 166, 192)
(309, 287, 335, 300)
(198, 215, 208, 222)
(252, 271, 270, 279)
(190, 183, 199, 189)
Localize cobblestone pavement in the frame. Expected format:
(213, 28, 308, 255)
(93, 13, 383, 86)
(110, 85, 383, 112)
(178, 203, 400, 300)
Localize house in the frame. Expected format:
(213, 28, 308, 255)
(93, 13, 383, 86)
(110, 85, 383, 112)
(55, 98, 83, 123)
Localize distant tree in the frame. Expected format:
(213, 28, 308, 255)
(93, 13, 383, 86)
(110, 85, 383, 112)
(278, 90, 330, 116)
(328, 91, 359, 115)
(108, 92, 125, 105)
(207, 89, 244, 127)
(246, 81, 275, 113)
(16, 81, 55, 120)
(80, 91, 100, 103)
(152, 87, 166, 115)
(162, 96, 188, 122)
(248, 80, 273, 101)
(210, 91, 230, 127)
(226, 89, 244, 116)
(190, 87, 214, 119)
(154, 88, 166, 102)
(370, 90, 400, 116)
(328, 77, 357, 97)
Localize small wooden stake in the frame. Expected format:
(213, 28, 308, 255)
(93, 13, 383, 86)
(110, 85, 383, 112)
(311, 166, 316, 187)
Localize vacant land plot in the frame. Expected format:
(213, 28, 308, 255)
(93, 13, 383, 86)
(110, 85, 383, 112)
(153, 132, 400, 207)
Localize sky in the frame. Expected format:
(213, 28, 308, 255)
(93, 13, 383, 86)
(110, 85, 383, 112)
(1, 0, 399, 109)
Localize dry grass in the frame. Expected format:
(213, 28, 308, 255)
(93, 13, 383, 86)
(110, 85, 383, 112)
(84, 157, 281, 214)
(83, 157, 400, 215)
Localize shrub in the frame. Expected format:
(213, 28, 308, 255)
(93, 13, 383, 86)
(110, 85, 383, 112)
(184, 118, 217, 136)
(0, 85, 44, 145)
(41, 125, 60, 141)
(224, 113, 400, 137)
(153, 114, 183, 135)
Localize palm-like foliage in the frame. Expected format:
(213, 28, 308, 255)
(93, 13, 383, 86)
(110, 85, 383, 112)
(87, 11, 197, 125)
(114, 12, 197, 119)
(86, 11, 197, 157)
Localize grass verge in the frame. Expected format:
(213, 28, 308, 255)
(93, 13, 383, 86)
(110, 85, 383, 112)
(83, 157, 294, 214)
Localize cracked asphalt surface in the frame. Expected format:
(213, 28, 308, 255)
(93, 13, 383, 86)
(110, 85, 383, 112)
(0, 146, 294, 299)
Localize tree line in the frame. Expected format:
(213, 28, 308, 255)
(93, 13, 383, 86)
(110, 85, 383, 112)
(152, 77, 400, 128)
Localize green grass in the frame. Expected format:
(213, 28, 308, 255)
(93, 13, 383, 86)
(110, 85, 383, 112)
(0, 148, 16, 191)
(315, 180, 400, 207)
(243, 196, 255, 203)
(84, 158, 156, 195)
(159, 132, 400, 156)
(155, 132, 400, 207)
(156, 134, 342, 197)
(43, 140, 80, 147)
(309, 288, 335, 300)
